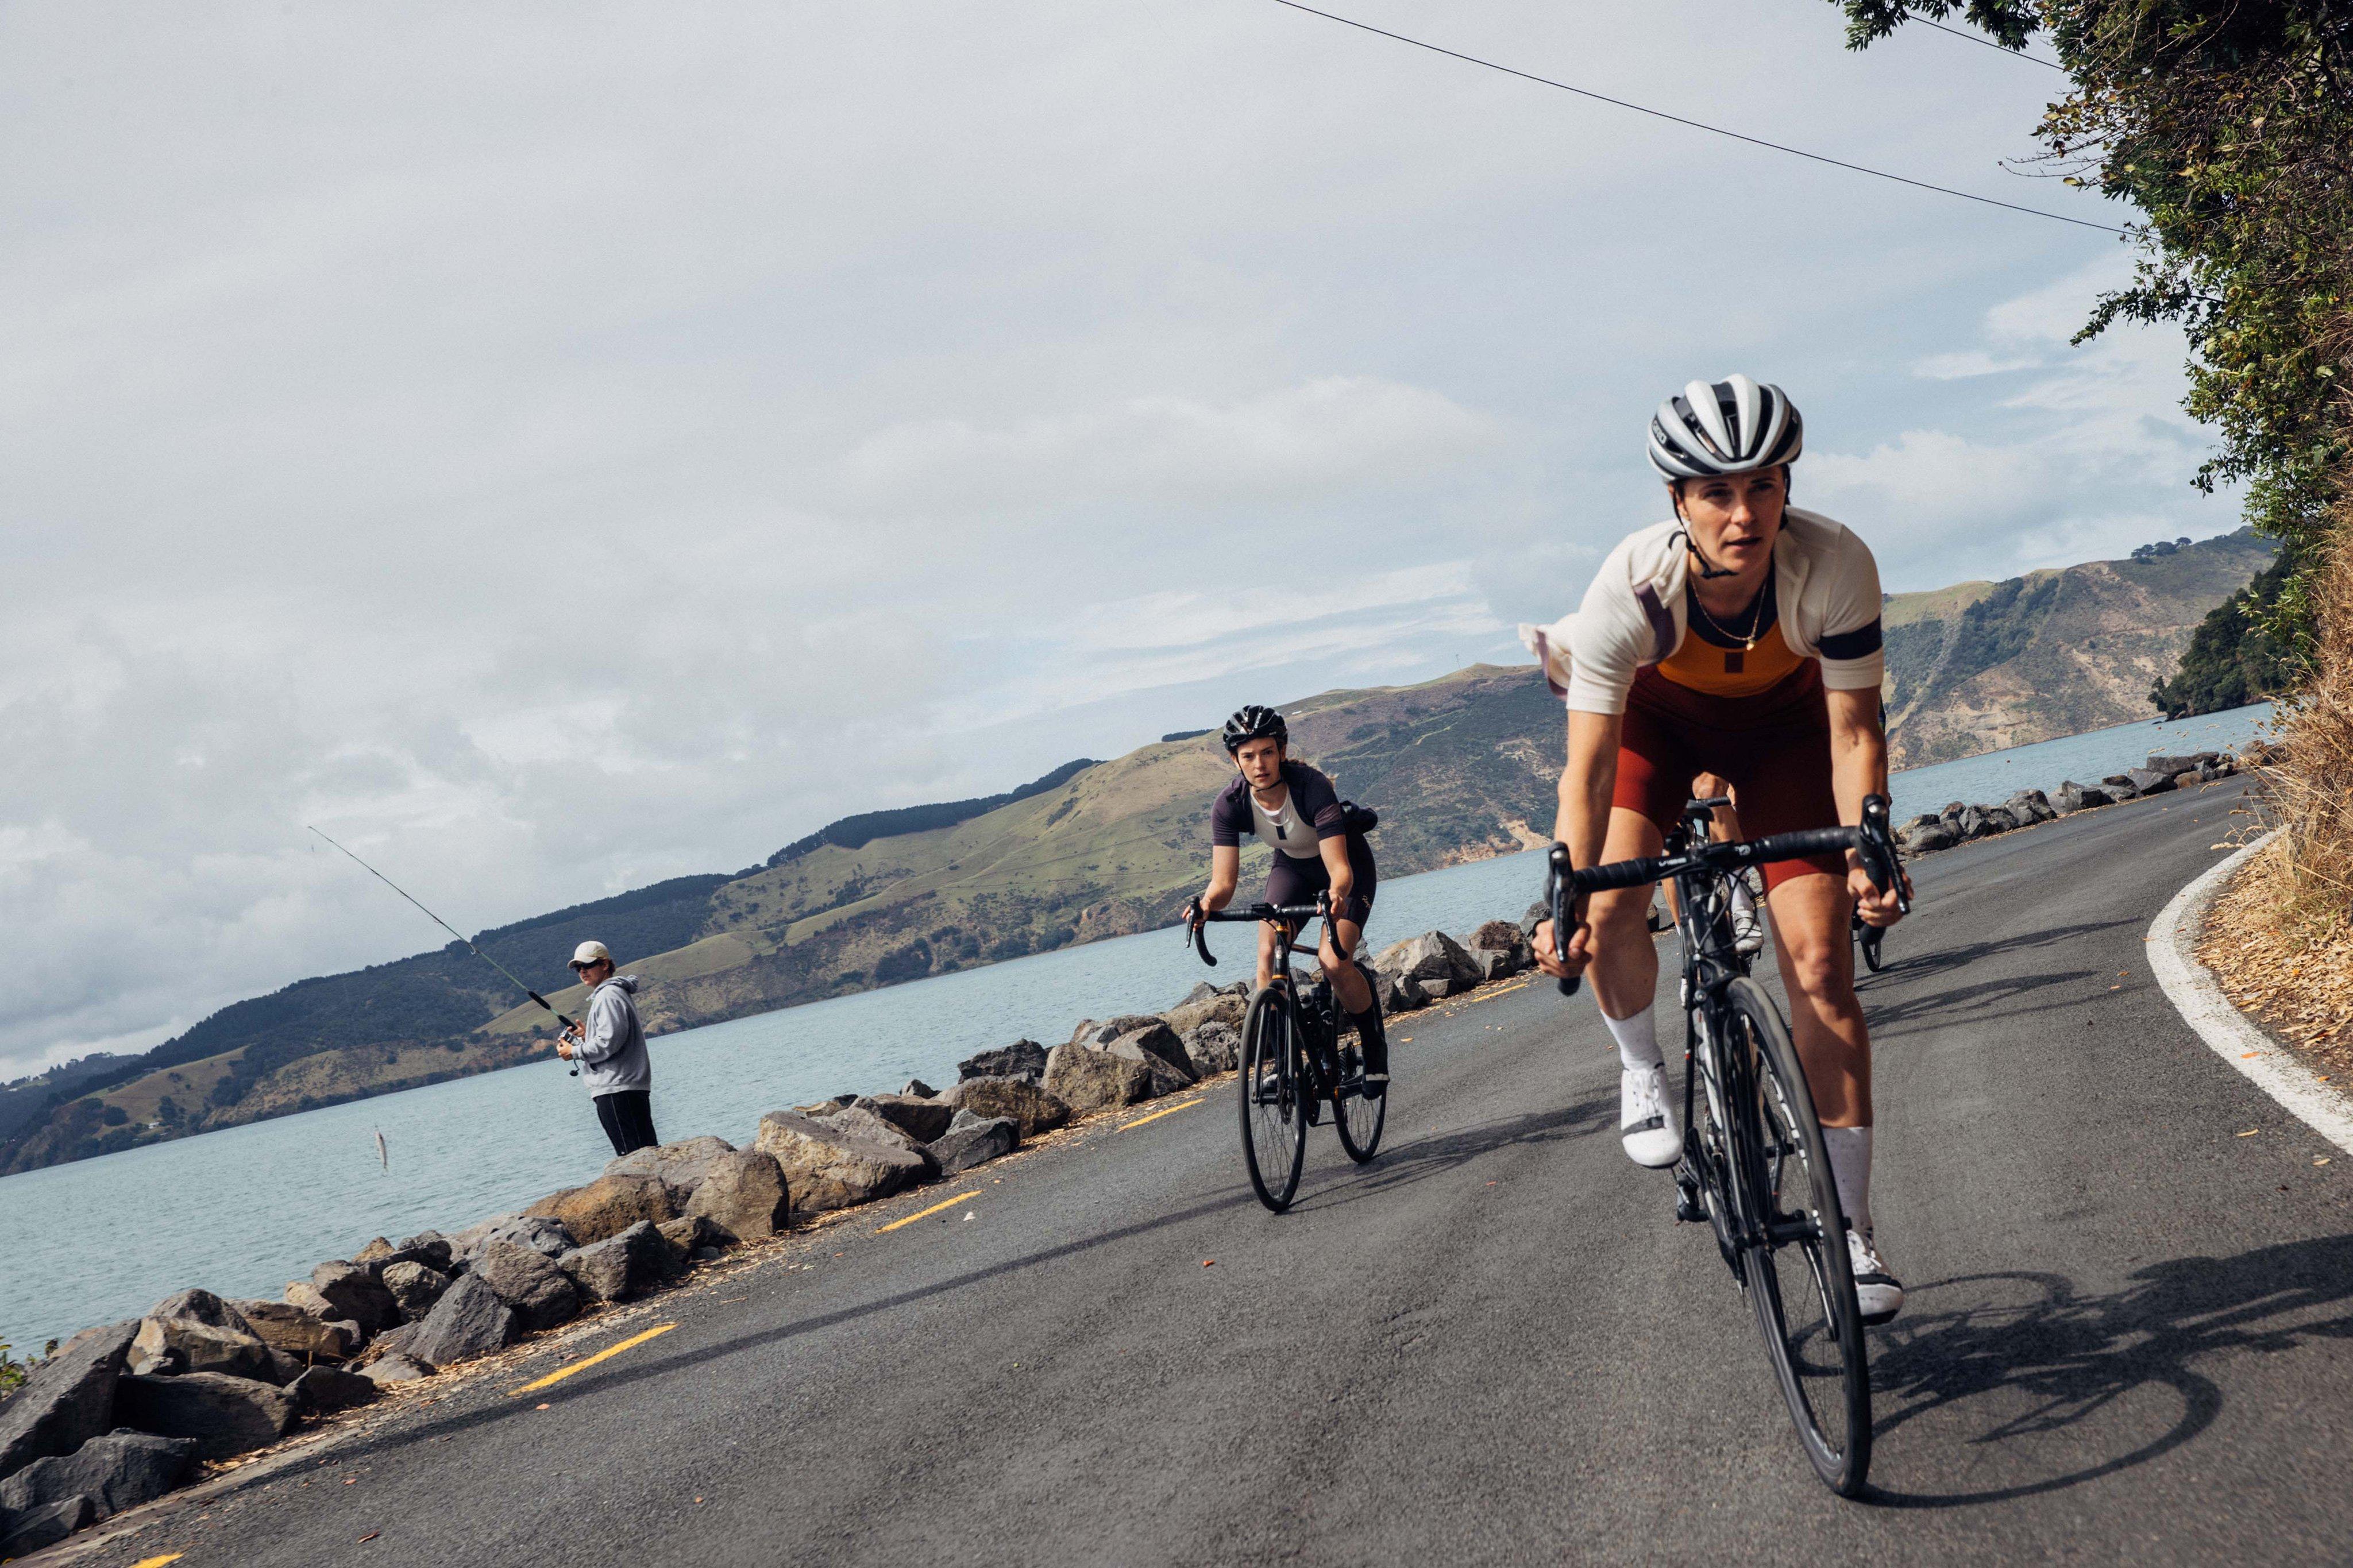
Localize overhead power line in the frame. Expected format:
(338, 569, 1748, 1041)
(1263, 0, 2127, 237)
(1916, 17, 2065, 69)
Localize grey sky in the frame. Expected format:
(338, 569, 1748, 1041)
(1, 1, 2233, 1077)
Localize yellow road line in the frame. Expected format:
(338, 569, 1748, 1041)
(130, 1557, 185, 1567)
(877, 1190, 977, 1233)
(510, 1323, 677, 1395)
(1119, 1097, 1203, 1131)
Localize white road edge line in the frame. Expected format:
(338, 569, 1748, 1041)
(2147, 828, 2353, 1156)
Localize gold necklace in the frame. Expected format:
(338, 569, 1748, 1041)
(1690, 582, 1769, 651)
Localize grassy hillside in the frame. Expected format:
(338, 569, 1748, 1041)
(3, 533, 2272, 1173)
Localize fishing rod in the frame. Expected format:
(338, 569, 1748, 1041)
(307, 825, 582, 1076)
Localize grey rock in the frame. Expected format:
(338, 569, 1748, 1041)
(2100, 773, 2144, 800)
(308, 1261, 402, 1334)
(923, 1111, 1019, 1176)
(230, 1300, 361, 1362)
(397, 1231, 456, 1268)
(814, 1103, 934, 1165)
(359, 1353, 434, 1386)
(1897, 822, 1958, 854)
(1980, 806, 2022, 835)
(289, 1365, 379, 1415)
(468, 1241, 580, 1333)
(603, 1136, 739, 1205)
(1102, 1020, 1195, 1084)
(900, 1078, 937, 1099)
(398, 1274, 519, 1368)
(1042, 1042, 1154, 1115)
(448, 1214, 577, 1265)
(129, 1317, 280, 1382)
(2172, 769, 2204, 790)
(682, 1149, 792, 1241)
(145, 1289, 254, 1334)
(524, 1173, 676, 1246)
(853, 1094, 956, 1144)
(0, 1494, 95, 1557)
(2147, 750, 2220, 775)
(558, 1221, 685, 1303)
(2004, 789, 2055, 824)
(114, 1373, 297, 1461)
(2123, 767, 2180, 795)
(0, 1431, 199, 1520)
(354, 1234, 452, 1276)
(956, 1040, 1049, 1082)
(378, 1262, 452, 1322)
(1518, 899, 1549, 938)
(1375, 970, 1426, 1014)
(1956, 805, 1991, 840)
(1373, 931, 1483, 991)
(1182, 1020, 1242, 1077)
(1900, 813, 1942, 833)
(0, 1320, 138, 1481)
(656, 1215, 726, 1258)
(753, 1111, 928, 1211)
(938, 1076, 1071, 1138)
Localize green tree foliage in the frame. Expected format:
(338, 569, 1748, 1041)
(2150, 552, 2306, 714)
(1831, 1, 2352, 654)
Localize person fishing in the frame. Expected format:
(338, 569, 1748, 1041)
(554, 940, 659, 1156)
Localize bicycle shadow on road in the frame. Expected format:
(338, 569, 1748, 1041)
(1281, 1091, 1617, 1215)
(1860, 1232, 2353, 1508)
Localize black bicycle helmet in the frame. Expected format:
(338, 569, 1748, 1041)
(1647, 374, 1804, 481)
(1221, 704, 1288, 752)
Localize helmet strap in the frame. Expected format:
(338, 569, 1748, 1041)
(1668, 486, 1742, 581)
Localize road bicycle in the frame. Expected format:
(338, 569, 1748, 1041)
(1545, 793, 1907, 1496)
(1186, 896, 1384, 1211)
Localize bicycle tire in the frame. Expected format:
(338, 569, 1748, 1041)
(1238, 987, 1308, 1212)
(1723, 977, 1873, 1497)
(1858, 924, 1885, 974)
(1332, 1036, 1386, 1164)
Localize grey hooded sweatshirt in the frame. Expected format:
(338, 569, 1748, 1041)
(574, 975, 651, 1096)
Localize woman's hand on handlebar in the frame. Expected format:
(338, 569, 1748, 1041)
(1532, 913, 1594, 981)
(1182, 895, 1207, 935)
(1847, 859, 1911, 929)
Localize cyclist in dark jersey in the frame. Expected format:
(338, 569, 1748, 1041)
(1183, 705, 1388, 1096)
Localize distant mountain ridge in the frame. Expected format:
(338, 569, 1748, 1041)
(1, 530, 2272, 1173)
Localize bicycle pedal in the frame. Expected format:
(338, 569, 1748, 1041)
(1674, 1175, 1704, 1225)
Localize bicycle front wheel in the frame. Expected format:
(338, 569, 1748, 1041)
(1725, 977, 1872, 1497)
(1238, 987, 1308, 1212)
(1858, 924, 1885, 974)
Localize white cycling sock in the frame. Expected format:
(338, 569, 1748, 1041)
(1730, 876, 1758, 921)
(1822, 1125, 1873, 1239)
(1601, 1003, 1664, 1073)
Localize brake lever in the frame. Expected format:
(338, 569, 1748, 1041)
(1182, 901, 1217, 967)
(1546, 843, 1581, 997)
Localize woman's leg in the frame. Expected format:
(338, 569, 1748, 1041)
(1761, 870, 1869, 1127)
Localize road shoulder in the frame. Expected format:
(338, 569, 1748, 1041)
(2147, 828, 2353, 1154)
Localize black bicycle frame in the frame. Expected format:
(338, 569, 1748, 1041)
(1188, 899, 1340, 1093)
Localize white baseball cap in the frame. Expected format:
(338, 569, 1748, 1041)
(569, 940, 612, 970)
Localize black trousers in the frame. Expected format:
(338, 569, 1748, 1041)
(594, 1090, 659, 1156)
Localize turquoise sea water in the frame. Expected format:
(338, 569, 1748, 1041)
(0, 702, 2273, 1352)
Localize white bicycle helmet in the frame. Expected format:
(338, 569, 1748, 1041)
(1646, 374, 1804, 481)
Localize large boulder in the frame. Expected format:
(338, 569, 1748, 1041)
(854, 1094, 956, 1144)
(559, 1222, 685, 1304)
(656, 1215, 726, 1258)
(525, 1173, 677, 1246)
(1374, 932, 1483, 993)
(1182, 1020, 1242, 1077)
(129, 1317, 280, 1382)
(355, 1234, 453, 1276)
(1955, 805, 1992, 840)
(114, 1373, 298, 1461)
(938, 1076, 1071, 1138)
(1102, 1021, 1195, 1084)
(307, 1261, 402, 1334)
(2100, 773, 2144, 800)
(682, 1149, 792, 1241)
(398, 1275, 520, 1368)
(145, 1289, 253, 1334)
(0, 1494, 95, 1558)
(379, 1262, 452, 1322)
(2121, 767, 2180, 795)
(1464, 920, 1533, 975)
(2148, 750, 2221, 776)
(923, 1111, 1019, 1176)
(0, 1321, 138, 1480)
(1162, 989, 1247, 1038)
(2049, 781, 2111, 815)
(753, 1110, 927, 1212)
(1898, 821, 1958, 853)
(290, 1365, 380, 1415)
(448, 1214, 576, 1265)
(603, 1136, 739, 1205)
(812, 1104, 935, 1171)
(1042, 1042, 1153, 1116)
(1066, 1014, 1166, 1049)
(956, 1040, 1048, 1082)
(230, 1300, 361, 1362)
(1374, 970, 1426, 1013)
(468, 1241, 581, 1333)
(0, 1431, 199, 1521)
(2004, 789, 2056, 824)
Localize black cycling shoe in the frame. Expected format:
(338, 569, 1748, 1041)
(1351, 1006, 1390, 1099)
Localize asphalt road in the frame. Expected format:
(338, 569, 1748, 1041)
(53, 776, 2353, 1566)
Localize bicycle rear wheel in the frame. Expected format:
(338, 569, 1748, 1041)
(1238, 987, 1308, 1212)
(1725, 977, 1872, 1497)
(1332, 1037, 1386, 1164)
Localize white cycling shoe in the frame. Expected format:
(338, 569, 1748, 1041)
(1619, 1065, 1681, 1168)
(1846, 1229, 1904, 1325)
